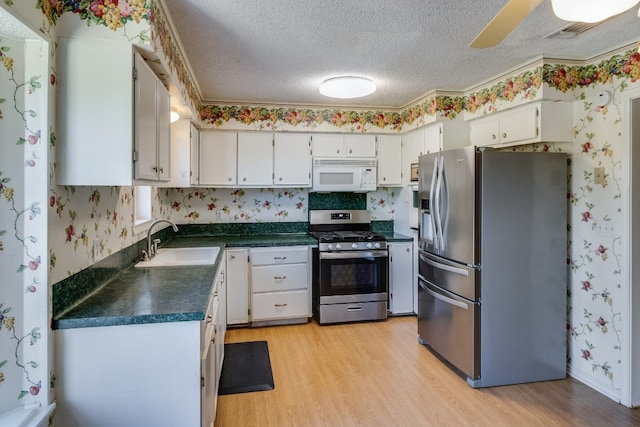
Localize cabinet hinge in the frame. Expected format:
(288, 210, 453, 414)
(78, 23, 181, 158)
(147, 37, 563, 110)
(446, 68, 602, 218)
(536, 108, 540, 117)
(247, 255, 250, 263)
(133, 67, 137, 81)
(132, 150, 138, 162)
(248, 308, 251, 316)
(536, 127, 539, 137)
(201, 377, 205, 388)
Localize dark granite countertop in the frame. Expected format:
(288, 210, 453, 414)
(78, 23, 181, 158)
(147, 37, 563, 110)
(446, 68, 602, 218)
(53, 231, 411, 330)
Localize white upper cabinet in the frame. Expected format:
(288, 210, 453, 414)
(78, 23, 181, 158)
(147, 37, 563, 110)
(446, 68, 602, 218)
(273, 133, 311, 187)
(56, 38, 170, 185)
(344, 134, 376, 157)
(134, 52, 171, 181)
(312, 134, 376, 158)
(408, 120, 469, 164)
(470, 101, 573, 148)
(167, 119, 191, 187)
(189, 124, 199, 186)
(237, 133, 274, 186)
(199, 131, 237, 186)
(198, 131, 311, 188)
(376, 135, 402, 187)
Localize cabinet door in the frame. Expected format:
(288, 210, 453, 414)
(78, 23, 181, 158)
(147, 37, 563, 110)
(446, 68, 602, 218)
(312, 134, 344, 157)
(226, 249, 249, 325)
(156, 84, 171, 181)
(470, 117, 499, 147)
(274, 133, 311, 187)
(389, 242, 414, 315)
(377, 135, 402, 186)
(499, 105, 538, 145)
(199, 131, 237, 186)
(411, 128, 426, 161)
(237, 132, 273, 186)
(423, 123, 441, 154)
(189, 124, 199, 185)
(134, 52, 159, 181)
(344, 134, 376, 157)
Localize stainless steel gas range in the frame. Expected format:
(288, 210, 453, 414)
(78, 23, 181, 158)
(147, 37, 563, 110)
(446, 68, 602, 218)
(309, 210, 389, 325)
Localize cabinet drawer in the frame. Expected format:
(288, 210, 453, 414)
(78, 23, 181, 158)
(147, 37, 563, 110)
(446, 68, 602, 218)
(251, 291, 310, 320)
(250, 246, 308, 265)
(252, 264, 308, 292)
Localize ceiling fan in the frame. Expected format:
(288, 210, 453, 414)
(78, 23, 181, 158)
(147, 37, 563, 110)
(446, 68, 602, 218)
(470, 0, 640, 48)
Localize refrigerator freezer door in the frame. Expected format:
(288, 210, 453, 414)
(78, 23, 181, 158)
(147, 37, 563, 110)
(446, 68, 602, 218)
(417, 278, 480, 380)
(418, 250, 479, 301)
(435, 146, 477, 265)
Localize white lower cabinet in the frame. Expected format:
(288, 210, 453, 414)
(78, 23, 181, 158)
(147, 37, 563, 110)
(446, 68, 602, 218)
(250, 246, 311, 322)
(226, 249, 250, 325)
(55, 265, 225, 427)
(389, 242, 414, 315)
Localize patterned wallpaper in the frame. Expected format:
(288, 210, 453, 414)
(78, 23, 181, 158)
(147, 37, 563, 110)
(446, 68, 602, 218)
(1, 0, 639, 416)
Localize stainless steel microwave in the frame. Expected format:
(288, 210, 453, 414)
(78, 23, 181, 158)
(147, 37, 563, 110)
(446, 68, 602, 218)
(410, 163, 419, 182)
(311, 158, 377, 192)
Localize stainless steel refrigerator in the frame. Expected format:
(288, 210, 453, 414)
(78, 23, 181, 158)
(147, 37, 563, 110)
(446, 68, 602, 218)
(417, 146, 567, 388)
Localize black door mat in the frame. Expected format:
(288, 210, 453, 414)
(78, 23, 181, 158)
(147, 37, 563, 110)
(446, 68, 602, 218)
(219, 341, 275, 395)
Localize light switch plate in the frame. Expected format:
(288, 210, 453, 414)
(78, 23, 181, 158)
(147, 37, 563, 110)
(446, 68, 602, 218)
(594, 221, 616, 237)
(594, 167, 606, 186)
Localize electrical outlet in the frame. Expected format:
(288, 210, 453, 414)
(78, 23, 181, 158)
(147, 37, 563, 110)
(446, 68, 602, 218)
(594, 221, 616, 237)
(594, 167, 607, 187)
(92, 238, 101, 261)
(216, 209, 222, 220)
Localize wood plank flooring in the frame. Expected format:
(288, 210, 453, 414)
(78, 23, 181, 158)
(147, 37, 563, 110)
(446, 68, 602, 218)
(214, 316, 639, 427)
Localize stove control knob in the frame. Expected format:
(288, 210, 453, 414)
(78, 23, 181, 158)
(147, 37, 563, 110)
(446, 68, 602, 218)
(327, 244, 334, 250)
(374, 242, 381, 249)
(352, 243, 359, 249)
(366, 242, 374, 249)
(335, 244, 342, 250)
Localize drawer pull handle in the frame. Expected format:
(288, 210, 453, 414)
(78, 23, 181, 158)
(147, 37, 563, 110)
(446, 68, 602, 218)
(273, 256, 287, 260)
(274, 276, 287, 280)
(206, 315, 213, 323)
(274, 303, 288, 307)
(347, 306, 363, 312)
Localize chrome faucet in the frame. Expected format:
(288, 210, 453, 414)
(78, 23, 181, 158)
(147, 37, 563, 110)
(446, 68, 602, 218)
(142, 219, 179, 261)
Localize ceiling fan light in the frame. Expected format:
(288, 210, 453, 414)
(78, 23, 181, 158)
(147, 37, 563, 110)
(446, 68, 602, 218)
(551, 0, 640, 23)
(319, 76, 376, 99)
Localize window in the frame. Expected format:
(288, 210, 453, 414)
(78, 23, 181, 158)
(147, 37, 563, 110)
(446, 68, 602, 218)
(133, 185, 153, 234)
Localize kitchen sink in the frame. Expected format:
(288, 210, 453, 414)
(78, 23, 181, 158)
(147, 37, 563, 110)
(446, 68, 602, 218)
(134, 247, 220, 268)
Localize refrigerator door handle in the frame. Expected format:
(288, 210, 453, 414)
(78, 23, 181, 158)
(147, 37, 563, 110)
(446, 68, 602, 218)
(420, 280, 469, 310)
(439, 157, 449, 251)
(433, 158, 444, 250)
(429, 158, 439, 247)
(419, 252, 469, 276)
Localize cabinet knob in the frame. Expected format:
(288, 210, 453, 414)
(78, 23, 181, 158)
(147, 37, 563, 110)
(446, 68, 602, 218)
(228, 177, 232, 181)
(152, 166, 158, 172)
(349, 149, 352, 154)
(159, 167, 164, 173)
(502, 133, 507, 138)
(279, 177, 283, 181)
(230, 255, 235, 259)
(492, 134, 496, 140)
(383, 177, 386, 181)
(242, 177, 246, 182)
(337, 149, 340, 154)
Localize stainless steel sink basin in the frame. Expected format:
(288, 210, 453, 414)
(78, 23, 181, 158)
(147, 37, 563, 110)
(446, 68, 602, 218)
(134, 247, 220, 268)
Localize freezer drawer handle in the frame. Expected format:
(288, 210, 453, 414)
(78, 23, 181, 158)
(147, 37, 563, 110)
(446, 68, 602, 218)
(420, 281, 468, 310)
(347, 306, 363, 311)
(420, 254, 469, 276)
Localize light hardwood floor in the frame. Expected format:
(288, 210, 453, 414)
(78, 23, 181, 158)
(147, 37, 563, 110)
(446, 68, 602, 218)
(214, 316, 639, 427)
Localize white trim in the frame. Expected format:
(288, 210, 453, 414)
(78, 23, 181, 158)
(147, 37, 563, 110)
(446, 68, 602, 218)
(568, 365, 622, 403)
(619, 86, 640, 407)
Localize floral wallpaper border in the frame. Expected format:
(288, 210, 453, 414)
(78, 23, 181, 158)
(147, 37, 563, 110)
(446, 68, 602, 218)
(36, 2, 640, 134)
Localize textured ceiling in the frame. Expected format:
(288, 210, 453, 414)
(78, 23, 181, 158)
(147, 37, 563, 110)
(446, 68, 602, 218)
(0, 8, 41, 41)
(163, 0, 640, 109)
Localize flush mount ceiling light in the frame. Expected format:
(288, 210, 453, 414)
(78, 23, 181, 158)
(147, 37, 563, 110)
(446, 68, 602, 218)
(319, 76, 376, 99)
(551, 0, 640, 23)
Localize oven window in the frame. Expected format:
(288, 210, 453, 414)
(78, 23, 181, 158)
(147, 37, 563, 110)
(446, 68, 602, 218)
(320, 255, 388, 296)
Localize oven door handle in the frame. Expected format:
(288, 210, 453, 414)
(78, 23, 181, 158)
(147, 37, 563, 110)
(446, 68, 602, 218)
(319, 250, 388, 259)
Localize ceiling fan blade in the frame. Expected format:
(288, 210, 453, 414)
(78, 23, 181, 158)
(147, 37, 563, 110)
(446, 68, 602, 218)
(470, 0, 544, 48)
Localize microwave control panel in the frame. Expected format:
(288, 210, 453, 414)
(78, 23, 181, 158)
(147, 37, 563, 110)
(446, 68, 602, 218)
(362, 168, 376, 188)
